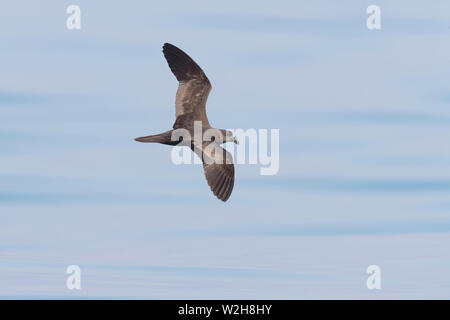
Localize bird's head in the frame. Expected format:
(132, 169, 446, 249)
(218, 129, 239, 144)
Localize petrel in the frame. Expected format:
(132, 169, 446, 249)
(135, 43, 238, 202)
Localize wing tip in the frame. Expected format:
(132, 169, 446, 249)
(162, 42, 182, 56)
(214, 187, 232, 202)
(204, 166, 234, 202)
(162, 42, 174, 50)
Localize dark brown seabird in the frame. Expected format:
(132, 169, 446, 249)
(135, 43, 238, 202)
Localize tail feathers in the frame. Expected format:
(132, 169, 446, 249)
(135, 130, 175, 145)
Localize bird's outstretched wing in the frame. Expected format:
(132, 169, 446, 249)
(162, 43, 211, 127)
(192, 142, 235, 202)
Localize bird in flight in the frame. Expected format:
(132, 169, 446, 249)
(135, 43, 238, 202)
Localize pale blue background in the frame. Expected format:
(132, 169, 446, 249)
(0, 0, 450, 299)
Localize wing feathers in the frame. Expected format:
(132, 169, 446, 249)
(163, 43, 212, 124)
(163, 43, 210, 83)
(204, 162, 234, 202)
(192, 143, 235, 202)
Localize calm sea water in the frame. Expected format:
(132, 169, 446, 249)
(0, 1, 449, 298)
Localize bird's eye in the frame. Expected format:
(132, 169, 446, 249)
(211, 136, 215, 142)
(179, 136, 183, 142)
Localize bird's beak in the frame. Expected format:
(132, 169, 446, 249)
(234, 138, 239, 144)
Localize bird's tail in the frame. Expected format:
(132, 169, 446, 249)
(134, 130, 175, 145)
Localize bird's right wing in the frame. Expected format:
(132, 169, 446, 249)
(192, 142, 235, 202)
(162, 43, 212, 126)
